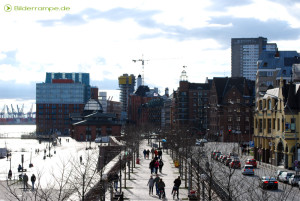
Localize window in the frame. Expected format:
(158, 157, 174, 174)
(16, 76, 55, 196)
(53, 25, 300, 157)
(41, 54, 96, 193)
(268, 99, 272, 110)
(259, 119, 262, 133)
(237, 108, 240, 113)
(277, 119, 280, 131)
(246, 117, 249, 122)
(237, 116, 240, 122)
(237, 99, 240, 103)
(291, 118, 296, 132)
(228, 117, 232, 122)
(268, 119, 271, 133)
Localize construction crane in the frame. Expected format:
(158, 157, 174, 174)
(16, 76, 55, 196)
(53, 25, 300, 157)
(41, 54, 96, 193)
(132, 55, 149, 86)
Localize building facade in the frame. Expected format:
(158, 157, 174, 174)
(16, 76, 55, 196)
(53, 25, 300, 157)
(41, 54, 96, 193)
(231, 37, 277, 81)
(208, 77, 255, 142)
(172, 71, 210, 135)
(118, 74, 136, 121)
(256, 50, 300, 103)
(254, 80, 300, 169)
(70, 99, 122, 141)
(36, 72, 94, 135)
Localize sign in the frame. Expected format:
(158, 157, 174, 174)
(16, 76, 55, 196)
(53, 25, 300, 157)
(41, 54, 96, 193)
(249, 141, 254, 148)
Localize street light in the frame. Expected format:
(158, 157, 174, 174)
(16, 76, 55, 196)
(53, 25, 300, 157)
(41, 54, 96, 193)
(200, 174, 207, 201)
(187, 158, 192, 194)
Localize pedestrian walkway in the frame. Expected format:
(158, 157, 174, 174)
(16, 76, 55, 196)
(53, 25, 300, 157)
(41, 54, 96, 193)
(121, 140, 189, 200)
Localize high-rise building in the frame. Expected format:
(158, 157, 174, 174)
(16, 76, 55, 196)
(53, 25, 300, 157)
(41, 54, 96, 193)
(231, 37, 277, 80)
(36, 72, 93, 135)
(118, 74, 136, 120)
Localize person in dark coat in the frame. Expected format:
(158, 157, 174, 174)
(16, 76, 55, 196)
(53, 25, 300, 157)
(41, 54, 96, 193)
(31, 174, 36, 190)
(149, 160, 155, 174)
(158, 149, 162, 159)
(151, 148, 155, 159)
(159, 159, 164, 173)
(153, 174, 160, 195)
(172, 176, 181, 199)
(154, 160, 159, 174)
(157, 178, 166, 198)
(143, 149, 147, 159)
(147, 175, 154, 195)
(146, 149, 150, 159)
(23, 173, 29, 190)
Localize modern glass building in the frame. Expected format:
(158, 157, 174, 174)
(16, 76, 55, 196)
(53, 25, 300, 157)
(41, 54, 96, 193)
(36, 72, 92, 135)
(231, 37, 277, 81)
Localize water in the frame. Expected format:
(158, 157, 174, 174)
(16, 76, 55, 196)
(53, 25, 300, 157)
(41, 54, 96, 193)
(0, 125, 36, 138)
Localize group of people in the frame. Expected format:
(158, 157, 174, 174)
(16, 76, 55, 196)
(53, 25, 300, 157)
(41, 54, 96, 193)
(147, 175, 181, 199)
(143, 148, 163, 160)
(149, 158, 164, 174)
(22, 173, 36, 191)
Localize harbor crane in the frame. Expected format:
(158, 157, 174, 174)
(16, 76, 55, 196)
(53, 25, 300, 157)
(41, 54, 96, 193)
(6, 105, 12, 118)
(0, 105, 5, 118)
(11, 104, 17, 118)
(132, 55, 149, 86)
(27, 104, 33, 118)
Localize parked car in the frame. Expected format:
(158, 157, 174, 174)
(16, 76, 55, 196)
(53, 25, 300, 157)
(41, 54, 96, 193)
(219, 155, 225, 162)
(276, 170, 285, 180)
(195, 141, 204, 146)
(259, 176, 278, 190)
(230, 159, 241, 169)
(278, 172, 294, 183)
(245, 159, 257, 168)
(242, 165, 254, 175)
(215, 153, 222, 160)
(225, 158, 232, 166)
(221, 156, 228, 163)
(288, 175, 300, 186)
(211, 151, 221, 159)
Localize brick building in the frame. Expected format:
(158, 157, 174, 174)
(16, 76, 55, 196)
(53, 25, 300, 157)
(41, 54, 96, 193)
(36, 73, 96, 135)
(70, 99, 122, 141)
(208, 77, 255, 142)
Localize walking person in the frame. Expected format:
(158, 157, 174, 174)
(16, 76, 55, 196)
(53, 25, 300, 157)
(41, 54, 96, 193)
(147, 175, 154, 195)
(157, 178, 166, 199)
(151, 148, 155, 159)
(113, 172, 119, 191)
(143, 149, 147, 159)
(149, 160, 155, 174)
(159, 159, 164, 173)
(154, 160, 159, 174)
(153, 174, 160, 195)
(31, 174, 36, 190)
(23, 173, 29, 190)
(146, 149, 150, 159)
(80, 155, 82, 164)
(158, 149, 162, 159)
(172, 176, 181, 199)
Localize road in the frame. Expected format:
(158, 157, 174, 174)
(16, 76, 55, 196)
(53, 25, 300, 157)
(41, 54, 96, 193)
(190, 142, 299, 201)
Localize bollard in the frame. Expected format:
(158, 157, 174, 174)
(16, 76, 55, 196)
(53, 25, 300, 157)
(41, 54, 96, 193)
(136, 158, 140, 164)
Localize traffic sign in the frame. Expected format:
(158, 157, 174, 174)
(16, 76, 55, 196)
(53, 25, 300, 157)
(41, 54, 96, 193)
(249, 141, 254, 148)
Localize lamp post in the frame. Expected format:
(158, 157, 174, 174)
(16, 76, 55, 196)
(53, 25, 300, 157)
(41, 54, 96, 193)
(200, 174, 207, 201)
(187, 158, 192, 195)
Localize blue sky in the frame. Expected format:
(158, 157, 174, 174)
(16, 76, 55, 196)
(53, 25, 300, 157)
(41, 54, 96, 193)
(1, 0, 300, 112)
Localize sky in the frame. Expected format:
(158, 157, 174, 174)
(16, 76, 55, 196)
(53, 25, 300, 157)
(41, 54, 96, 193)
(1, 0, 300, 113)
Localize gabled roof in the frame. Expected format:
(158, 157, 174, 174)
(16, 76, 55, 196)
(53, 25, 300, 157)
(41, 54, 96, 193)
(213, 77, 254, 104)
